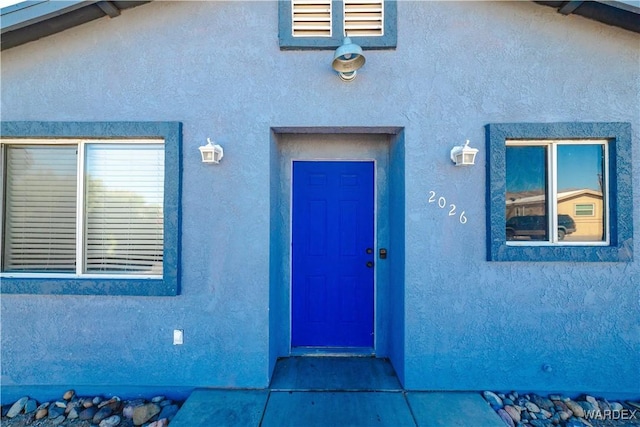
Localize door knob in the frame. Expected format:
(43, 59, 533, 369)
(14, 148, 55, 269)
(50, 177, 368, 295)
(366, 261, 374, 268)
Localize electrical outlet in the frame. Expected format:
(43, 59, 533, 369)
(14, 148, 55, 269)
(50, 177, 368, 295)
(173, 329, 184, 345)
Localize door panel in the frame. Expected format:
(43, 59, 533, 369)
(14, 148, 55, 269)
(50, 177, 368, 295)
(292, 161, 375, 347)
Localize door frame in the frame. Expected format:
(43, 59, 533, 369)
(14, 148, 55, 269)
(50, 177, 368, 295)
(270, 130, 402, 366)
(289, 159, 378, 353)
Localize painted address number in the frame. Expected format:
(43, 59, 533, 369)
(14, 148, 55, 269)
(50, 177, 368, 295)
(428, 191, 468, 224)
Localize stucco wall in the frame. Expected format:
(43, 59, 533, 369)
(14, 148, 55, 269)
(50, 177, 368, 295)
(1, 1, 638, 398)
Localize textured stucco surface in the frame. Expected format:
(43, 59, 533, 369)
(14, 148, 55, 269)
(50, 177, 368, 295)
(1, 1, 638, 398)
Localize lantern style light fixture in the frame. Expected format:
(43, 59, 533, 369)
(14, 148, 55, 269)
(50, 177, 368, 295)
(199, 138, 224, 164)
(332, 37, 366, 81)
(450, 140, 479, 166)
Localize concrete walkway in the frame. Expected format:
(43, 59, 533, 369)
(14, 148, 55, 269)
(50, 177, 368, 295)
(170, 357, 504, 427)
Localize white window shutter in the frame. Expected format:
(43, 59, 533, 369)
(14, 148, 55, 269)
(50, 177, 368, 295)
(292, 0, 332, 37)
(344, 0, 383, 37)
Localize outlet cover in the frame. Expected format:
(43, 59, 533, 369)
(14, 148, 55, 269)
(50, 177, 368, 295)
(173, 329, 184, 345)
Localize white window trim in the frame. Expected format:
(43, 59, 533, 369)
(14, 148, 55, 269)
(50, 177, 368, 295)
(505, 138, 610, 247)
(0, 138, 165, 280)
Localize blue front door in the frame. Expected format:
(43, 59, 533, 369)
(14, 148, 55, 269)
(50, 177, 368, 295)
(292, 161, 375, 348)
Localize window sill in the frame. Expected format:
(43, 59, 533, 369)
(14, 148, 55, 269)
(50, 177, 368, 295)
(0, 277, 177, 296)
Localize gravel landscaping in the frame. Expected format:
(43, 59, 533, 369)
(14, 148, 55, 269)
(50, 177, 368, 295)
(482, 391, 640, 427)
(1, 390, 183, 427)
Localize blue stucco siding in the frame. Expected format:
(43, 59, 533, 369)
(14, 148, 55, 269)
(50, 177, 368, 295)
(1, 0, 638, 398)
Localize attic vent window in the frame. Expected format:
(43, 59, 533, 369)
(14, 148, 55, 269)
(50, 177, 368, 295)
(292, 0, 332, 37)
(344, 0, 383, 37)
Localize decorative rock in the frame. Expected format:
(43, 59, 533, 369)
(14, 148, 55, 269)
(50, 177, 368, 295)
(497, 408, 515, 427)
(99, 414, 122, 427)
(123, 399, 146, 418)
(2, 393, 183, 427)
(35, 407, 49, 420)
(626, 401, 640, 410)
(48, 404, 64, 419)
(609, 401, 623, 411)
(6, 396, 28, 418)
(531, 394, 554, 411)
(558, 410, 572, 421)
(67, 407, 79, 419)
(159, 399, 174, 407)
(565, 400, 585, 418)
(597, 399, 610, 412)
(539, 408, 552, 419)
(483, 391, 503, 409)
(63, 389, 75, 400)
(24, 398, 38, 414)
(51, 414, 66, 425)
(92, 405, 113, 424)
(151, 395, 165, 403)
(525, 401, 541, 413)
(565, 418, 586, 427)
(132, 402, 161, 425)
(158, 403, 179, 420)
(504, 405, 521, 423)
(79, 406, 98, 420)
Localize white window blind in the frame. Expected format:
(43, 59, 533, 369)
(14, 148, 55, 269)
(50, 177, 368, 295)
(84, 144, 164, 274)
(292, 0, 332, 37)
(344, 0, 383, 37)
(3, 146, 77, 272)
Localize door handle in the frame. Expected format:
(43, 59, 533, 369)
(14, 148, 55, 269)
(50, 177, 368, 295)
(366, 261, 374, 268)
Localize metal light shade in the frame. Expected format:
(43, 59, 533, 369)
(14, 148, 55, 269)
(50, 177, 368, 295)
(332, 37, 365, 81)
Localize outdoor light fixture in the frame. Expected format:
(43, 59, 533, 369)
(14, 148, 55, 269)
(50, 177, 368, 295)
(199, 138, 224, 164)
(450, 140, 479, 166)
(332, 37, 366, 81)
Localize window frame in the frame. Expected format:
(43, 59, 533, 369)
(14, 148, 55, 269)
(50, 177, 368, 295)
(486, 122, 633, 262)
(278, 0, 397, 50)
(505, 138, 609, 247)
(0, 121, 182, 295)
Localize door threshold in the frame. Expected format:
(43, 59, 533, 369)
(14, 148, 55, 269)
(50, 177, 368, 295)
(290, 346, 375, 357)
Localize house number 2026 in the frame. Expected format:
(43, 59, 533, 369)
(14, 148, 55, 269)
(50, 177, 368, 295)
(428, 191, 468, 224)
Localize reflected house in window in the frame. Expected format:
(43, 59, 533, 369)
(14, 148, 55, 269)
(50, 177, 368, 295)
(506, 189, 604, 242)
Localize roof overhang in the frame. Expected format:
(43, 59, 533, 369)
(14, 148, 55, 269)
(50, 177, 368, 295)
(1, 1, 150, 50)
(1, 0, 638, 51)
(534, 1, 640, 33)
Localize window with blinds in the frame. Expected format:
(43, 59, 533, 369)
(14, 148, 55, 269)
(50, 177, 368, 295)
(1, 140, 164, 277)
(344, 0, 383, 37)
(3, 145, 77, 272)
(292, 0, 332, 37)
(85, 144, 164, 274)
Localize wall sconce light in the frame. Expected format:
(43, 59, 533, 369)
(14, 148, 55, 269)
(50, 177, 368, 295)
(332, 37, 366, 81)
(450, 140, 479, 166)
(199, 138, 224, 164)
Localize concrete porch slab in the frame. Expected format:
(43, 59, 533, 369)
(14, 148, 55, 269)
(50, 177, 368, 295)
(269, 356, 402, 391)
(169, 389, 269, 427)
(261, 391, 415, 427)
(407, 392, 504, 427)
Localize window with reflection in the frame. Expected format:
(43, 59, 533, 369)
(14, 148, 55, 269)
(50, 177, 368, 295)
(505, 140, 607, 245)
